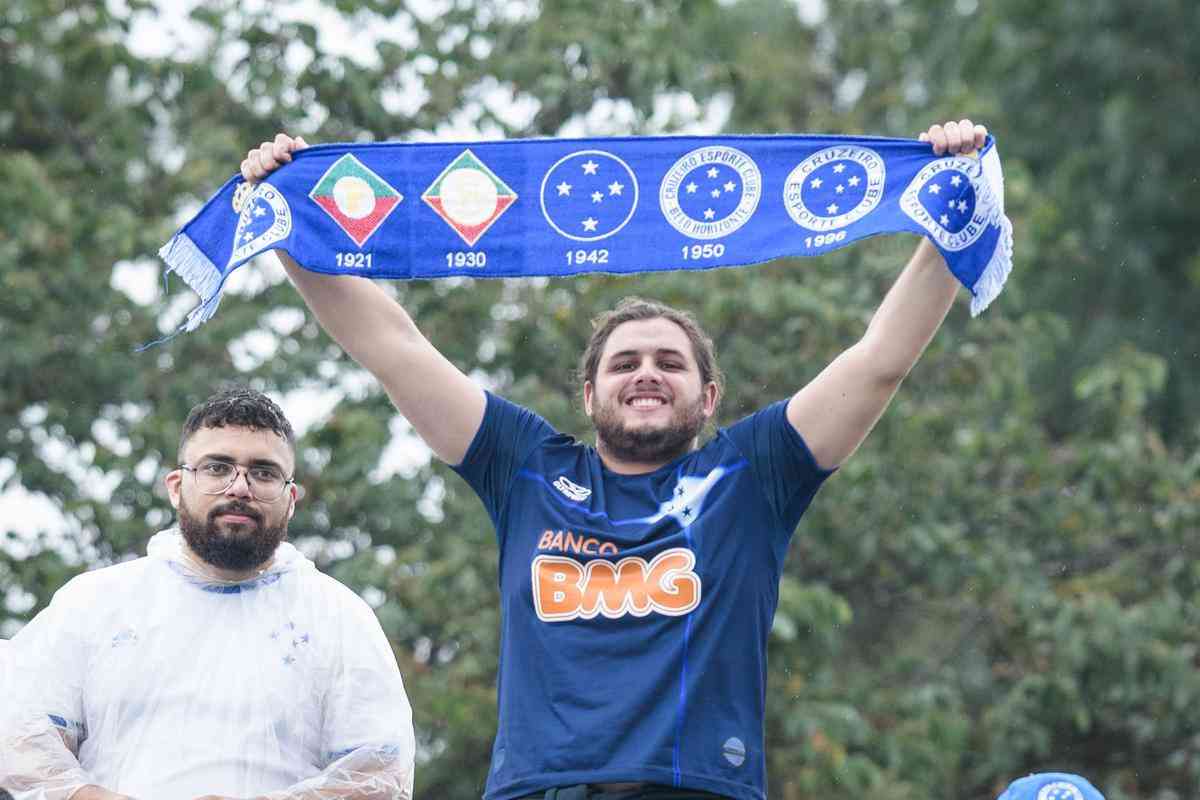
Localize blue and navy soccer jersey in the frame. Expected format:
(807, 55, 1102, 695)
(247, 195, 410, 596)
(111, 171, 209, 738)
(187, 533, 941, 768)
(452, 392, 833, 800)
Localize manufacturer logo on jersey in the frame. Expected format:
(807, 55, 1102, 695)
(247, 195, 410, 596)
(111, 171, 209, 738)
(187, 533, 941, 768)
(540, 150, 639, 242)
(783, 145, 885, 232)
(309, 154, 403, 247)
(900, 156, 998, 251)
(532, 547, 701, 622)
(422, 149, 517, 246)
(659, 146, 761, 240)
(228, 183, 292, 267)
(722, 737, 746, 767)
(552, 475, 592, 502)
(1037, 783, 1085, 800)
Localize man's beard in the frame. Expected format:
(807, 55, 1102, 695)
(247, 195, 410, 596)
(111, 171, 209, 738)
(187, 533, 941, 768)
(592, 394, 707, 465)
(178, 496, 286, 573)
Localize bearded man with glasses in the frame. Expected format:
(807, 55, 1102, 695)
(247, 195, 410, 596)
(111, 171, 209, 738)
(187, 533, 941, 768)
(1, 388, 415, 800)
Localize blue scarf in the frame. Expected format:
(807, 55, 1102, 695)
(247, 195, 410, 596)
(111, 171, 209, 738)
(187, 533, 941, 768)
(160, 134, 1012, 330)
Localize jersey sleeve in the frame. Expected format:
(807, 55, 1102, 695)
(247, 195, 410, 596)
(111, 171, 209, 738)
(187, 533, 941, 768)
(722, 399, 835, 534)
(450, 391, 557, 525)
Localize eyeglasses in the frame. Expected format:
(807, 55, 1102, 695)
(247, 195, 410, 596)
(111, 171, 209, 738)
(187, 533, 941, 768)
(179, 460, 299, 503)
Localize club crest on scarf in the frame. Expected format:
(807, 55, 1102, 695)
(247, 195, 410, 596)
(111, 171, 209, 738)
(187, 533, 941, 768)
(900, 156, 998, 251)
(309, 154, 403, 248)
(228, 183, 292, 267)
(659, 145, 761, 239)
(784, 145, 886, 233)
(540, 150, 639, 242)
(422, 149, 517, 246)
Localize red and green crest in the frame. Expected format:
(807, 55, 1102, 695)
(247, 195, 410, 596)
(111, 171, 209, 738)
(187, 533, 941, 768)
(309, 154, 402, 247)
(422, 149, 517, 246)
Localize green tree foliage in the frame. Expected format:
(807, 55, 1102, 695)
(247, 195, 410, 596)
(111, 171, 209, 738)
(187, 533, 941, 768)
(2, 1, 1195, 798)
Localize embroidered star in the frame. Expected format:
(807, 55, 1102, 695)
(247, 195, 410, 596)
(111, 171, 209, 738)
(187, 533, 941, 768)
(950, 174, 962, 187)
(826, 203, 839, 214)
(723, 180, 735, 192)
(940, 213, 950, 225)
(581, 160, 599, 175)
(682, 507, 692, 518)
(928, 183, 941, 195)
(608, 181, 624, 196)
(835, 184, 845, 194)
(703, 208, 715, 219)
(957, 199, 969, 212)
(556, 181, 572, 197)
(710, 188, 721, 198)
(706, 167, 719, 178)
(591, 191, 603, 203)
(676, 487, 685, 496)
(253, 205, 266, 217)
(810, 177, 823, 189)
(686, 181, 698, 194)
(242, 231, 254, 242)
(581, 217, 599, 232)
(847, 175, 860, 187)
(833, 163, 846, 174)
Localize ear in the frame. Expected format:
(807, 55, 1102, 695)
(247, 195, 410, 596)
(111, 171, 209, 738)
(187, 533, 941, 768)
(285, 484, 302, 521)
(164, 469, 183, 511)
(583, 381, 595, 416)
(701, 381, 719, 419)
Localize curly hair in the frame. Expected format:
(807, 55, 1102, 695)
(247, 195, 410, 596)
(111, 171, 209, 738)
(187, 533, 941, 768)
(178, 387, 295, 459)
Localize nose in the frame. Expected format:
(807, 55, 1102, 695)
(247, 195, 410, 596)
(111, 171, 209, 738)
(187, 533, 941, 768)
(224, 467, 255, 498)
(631, 358, 662, 383)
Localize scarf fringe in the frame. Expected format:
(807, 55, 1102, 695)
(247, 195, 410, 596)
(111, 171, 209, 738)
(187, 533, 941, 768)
(969, 214, 1013, 317)
(157, 232, 225, 331)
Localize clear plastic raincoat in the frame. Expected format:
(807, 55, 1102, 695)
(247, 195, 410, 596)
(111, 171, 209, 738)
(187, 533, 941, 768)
(1, 530, 414, 799)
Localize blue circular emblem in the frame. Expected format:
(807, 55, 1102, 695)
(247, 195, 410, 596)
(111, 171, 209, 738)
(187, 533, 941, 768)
(659, 146, 761, 240)
(784, 145, 885, 232)
(540, 150, 639, 242)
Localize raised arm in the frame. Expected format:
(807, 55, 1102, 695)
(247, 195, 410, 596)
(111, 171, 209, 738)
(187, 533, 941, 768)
(242, 135, 485, 465)
(787, 119, 987, 470)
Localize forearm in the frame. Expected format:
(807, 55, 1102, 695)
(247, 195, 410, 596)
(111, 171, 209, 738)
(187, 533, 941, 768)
(257, 745, 413, 800)
(277, 251, 425, 375)
(0, 713, 101, 800)
(858, 237, 959, 381)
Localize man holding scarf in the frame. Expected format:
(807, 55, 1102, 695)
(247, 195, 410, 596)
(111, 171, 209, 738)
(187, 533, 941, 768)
(242, 120, 986, 800)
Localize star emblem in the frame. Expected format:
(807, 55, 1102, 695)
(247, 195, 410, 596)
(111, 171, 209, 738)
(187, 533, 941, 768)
(582, 160, 599, 175)
(557, 181, 572, 196)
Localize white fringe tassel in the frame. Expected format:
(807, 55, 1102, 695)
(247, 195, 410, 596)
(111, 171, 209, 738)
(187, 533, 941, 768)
(157, 233, 227, 331)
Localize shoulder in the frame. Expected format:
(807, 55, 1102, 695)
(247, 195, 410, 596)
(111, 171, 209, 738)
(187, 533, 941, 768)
(53, 557, 156, 606)
(295, 568, 380, 623)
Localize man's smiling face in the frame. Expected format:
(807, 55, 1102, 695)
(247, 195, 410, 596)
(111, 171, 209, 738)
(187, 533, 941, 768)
(585, 317, 717, 470)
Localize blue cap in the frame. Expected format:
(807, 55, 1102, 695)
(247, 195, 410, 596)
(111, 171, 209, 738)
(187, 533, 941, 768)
(997, 773, 1105, 800)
